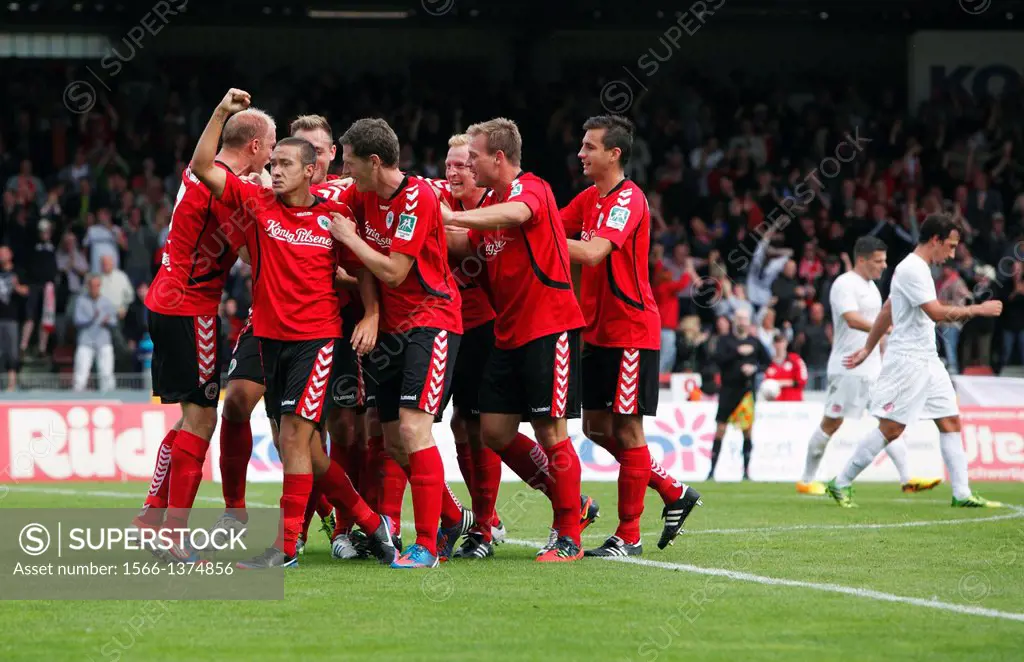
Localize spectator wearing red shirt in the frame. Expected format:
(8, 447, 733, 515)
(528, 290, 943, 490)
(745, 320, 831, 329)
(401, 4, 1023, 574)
(653, 250, 696, 373)
(764, 333, 807, 401)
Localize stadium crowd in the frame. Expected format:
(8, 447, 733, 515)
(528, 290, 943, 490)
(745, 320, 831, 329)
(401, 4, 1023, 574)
(1, 60, 1024, 391)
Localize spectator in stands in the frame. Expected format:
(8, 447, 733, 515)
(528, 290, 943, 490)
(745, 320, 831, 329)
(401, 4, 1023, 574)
(673, 315, 708, 373)
(73, 274, 117, 392)
(654, 245, 697, 373)
(937, 263, 969, 374)
(745, 231, 791, 312)
(19, 219, 57, 357)
(122, 207, 158, 286)
(98, 255, 134, 321)
(966, 171, 1003, 236)
(122, 281, 149, 369)
(84, 208, 124, 272)
(1002, 264, 1024, 367)
(771, 259, 805, 327)
(962, 265, 997, 371)
(764, 333, 808, 401)
(815, 255, 846, 318)
(699, 315, 733, 395)
(794, 301, 832, 389)
(40, 186, 63, 222)
(0, 246, 27, 390)
(60, 146, 91, 186)
(5, 159, 45, 209)
(56, 232, 89, 303)
(756, 307, 783, 353)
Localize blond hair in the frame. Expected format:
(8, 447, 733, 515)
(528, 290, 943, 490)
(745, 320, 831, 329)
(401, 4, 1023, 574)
(447, 133, 471, 148)
(223, 108, 275, 149)
(466, 117, 522, 166)
(290, 114, 333, 141)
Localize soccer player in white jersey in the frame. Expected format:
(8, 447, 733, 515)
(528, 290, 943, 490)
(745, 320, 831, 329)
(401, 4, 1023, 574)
(827, 215, 1004, 508)
(797, 236, 941, 495)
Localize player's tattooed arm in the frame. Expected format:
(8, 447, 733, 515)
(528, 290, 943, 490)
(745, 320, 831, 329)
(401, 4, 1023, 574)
(191, 88, 251, 199)
(567, 237, 614, 267)
(445, 201, 531, 230)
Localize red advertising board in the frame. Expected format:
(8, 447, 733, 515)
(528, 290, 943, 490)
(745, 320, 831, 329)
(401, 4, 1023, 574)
(0, 402, 211, 483)
(960, 407, 1024, 482)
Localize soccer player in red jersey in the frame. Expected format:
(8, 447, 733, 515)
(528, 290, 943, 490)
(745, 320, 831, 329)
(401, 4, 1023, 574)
(132, 103, 276, 555)
(561, 115, 702, 556)
(216, 115, 365, 555)
(443, 118, 591, 562)
(190, 89, 396, 569)
(330, 118, 469, 569)
(426, 135, 509, 559)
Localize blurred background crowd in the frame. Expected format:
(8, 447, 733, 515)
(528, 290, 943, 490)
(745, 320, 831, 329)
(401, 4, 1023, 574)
(1, 49, 1024, 391)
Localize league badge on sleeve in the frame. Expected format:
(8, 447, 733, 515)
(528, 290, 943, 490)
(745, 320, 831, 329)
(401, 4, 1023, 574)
(396, 214, 417, 241)
(607, 205, 630, 230)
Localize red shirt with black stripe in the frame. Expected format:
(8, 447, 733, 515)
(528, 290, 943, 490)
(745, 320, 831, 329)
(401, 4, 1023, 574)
(311, 176, 366, 320)
(145, 161, 239, 317)
(340, 176, 462, 335)
(219, 172, 352, 341)
(467, 172, 584, 350)
(560, 179, 661, 350)
(428, 178, 497, 332)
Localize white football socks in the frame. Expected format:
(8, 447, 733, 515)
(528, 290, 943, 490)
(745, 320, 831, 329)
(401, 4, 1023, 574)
(801, 426, 832, 483)
(883, 439, 911, 484)
(939, 431, 972, 500)
(835, 428, 887, 488)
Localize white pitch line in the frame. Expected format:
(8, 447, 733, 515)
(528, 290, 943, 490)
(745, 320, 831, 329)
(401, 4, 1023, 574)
(10, 485, 1024, 623)
(501, 537, 1024, 624)
(2, 485, 278, 509)
(582, 508, 1024, 539)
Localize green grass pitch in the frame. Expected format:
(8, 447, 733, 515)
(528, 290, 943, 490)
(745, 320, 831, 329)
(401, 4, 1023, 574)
(1, 481, 1022, 661)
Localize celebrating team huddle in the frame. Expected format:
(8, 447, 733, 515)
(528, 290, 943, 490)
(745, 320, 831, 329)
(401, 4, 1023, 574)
(132, 88, 702, 569)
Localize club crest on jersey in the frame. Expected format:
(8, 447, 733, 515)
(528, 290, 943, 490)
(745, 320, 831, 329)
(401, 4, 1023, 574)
(317, 215, 331, 231)
(596, 213, 605, 229)
(396, 214, 417, 241)
(386, 211, 395, 229)
(607, 205, 630, 230)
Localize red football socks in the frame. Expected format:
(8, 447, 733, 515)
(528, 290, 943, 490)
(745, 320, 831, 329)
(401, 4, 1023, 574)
(648, 453, 684, 504)
(471, 445, 502, 542)
(360, 435, 385, 510)
(164, 430, 210, 530)
(615, 446, 651, 545)
(455, 443, 475, 494)
(301, 486, 322, 540)
(139, 428, 177, 524)
(498, 433, 554, 496)
(276, 473, 313, 557)
(379, 455, 408, 536)
(606, 435, 683, 505)
(545, 438, 582, 545)
(440, 480, 464, 529)
(408, 446, 444, 556)
(219, 417, 252, 513)
(316, 461, 378, 532)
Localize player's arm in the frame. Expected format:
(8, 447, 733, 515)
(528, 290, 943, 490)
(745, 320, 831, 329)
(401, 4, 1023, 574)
(190, 88, 251, 198)
(237, 246, 251, 265)
(840, 311, 874, 332)
(329, 213, 413, 288)
(351, 269, 379, 356)
(444, 201, 532, 230)
(567, 237, 614, 266)
(920, 298, 1003, 324)
(446, 228, 473, 260)
(845, 299, 892, 368)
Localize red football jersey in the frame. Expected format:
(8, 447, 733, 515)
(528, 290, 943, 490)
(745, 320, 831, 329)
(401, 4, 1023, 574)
(431, 179, 496, 331)
(146, 162, 239, 317)
(467, 172, 584, 349)
(560, 180, 661, 350)
(764, 352, 808, 401)
(311, 177, 366, 318)
(220, 172, 351, 341)
(340, 176, 462, 335)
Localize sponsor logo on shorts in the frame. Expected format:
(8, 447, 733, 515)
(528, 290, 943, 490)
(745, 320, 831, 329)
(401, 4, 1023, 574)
(531, 406, 549, 413)
(228, 358, 237, 375)
(401, 395, 418, 401)
(204, 382, 219, 400)
(281, 400, 296, 406)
